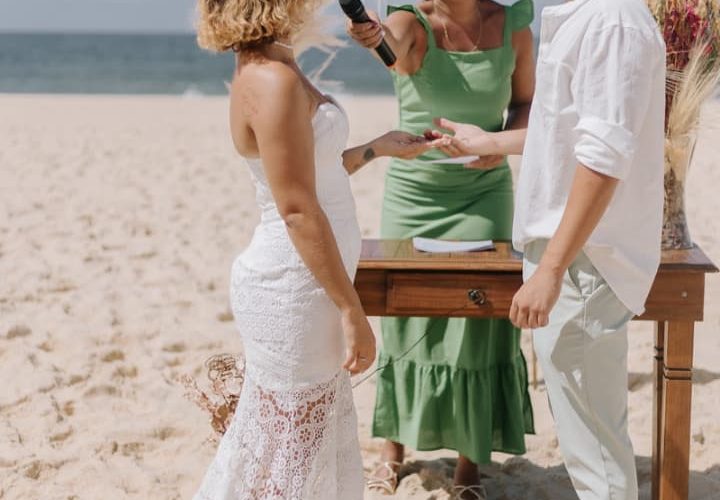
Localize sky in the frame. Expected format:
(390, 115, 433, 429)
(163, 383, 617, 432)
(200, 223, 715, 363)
(0, 0, 559, 34)
(0, 0, 199, 33)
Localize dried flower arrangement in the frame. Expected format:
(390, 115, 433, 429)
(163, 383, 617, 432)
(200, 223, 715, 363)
(647, 0, 720, 249)
(181, 353, 246, 440)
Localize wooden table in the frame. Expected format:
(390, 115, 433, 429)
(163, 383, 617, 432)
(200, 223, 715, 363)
(354, 239, 717, 500)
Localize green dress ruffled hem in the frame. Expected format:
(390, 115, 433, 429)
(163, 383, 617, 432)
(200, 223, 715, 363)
(372, 314, 535, 464)
(372, 349, 534, 464)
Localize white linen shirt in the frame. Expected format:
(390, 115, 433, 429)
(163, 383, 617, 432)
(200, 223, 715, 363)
(512, 0, 666, 315)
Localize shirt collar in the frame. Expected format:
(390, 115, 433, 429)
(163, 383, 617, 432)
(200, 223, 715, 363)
(540, 0, 594, 42)
(542, 0, 593, 19)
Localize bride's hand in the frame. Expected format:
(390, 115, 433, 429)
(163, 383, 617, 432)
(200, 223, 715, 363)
(341, 307, 376, 375)
(373, 131, 439, 160)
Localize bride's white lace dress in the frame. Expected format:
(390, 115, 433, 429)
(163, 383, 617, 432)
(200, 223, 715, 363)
(193, 99, 365, 500)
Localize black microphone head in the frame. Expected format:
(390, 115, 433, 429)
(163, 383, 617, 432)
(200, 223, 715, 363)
(339, 0, 367, 21)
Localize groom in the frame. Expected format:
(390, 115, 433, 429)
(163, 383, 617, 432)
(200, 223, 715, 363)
(432, 0, 666, 498)
(510, 0, 666, 498)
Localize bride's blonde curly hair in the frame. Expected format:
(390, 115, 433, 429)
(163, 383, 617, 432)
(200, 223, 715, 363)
(197, 0, 323, 52)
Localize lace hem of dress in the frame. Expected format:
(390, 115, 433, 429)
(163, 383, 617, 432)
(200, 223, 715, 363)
(194, 370, 362, 500)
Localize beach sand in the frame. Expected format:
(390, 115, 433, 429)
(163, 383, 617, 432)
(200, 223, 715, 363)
(1, 94, 719, 499)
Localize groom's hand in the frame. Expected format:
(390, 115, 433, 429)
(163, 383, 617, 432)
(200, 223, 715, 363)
(428, 118, 504, 169)
(510, 265, 563, 329)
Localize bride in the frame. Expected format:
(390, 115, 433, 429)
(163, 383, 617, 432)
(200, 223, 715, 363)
(192, 1, 436, 498)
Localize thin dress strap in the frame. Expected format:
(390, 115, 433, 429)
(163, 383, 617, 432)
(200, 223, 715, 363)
(503, 5, 513, 48)
(387, 4, 437, 53)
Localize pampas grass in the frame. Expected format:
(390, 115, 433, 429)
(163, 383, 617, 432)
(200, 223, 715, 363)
(665, 42, 720, 181)
(647, 1, 720, 248)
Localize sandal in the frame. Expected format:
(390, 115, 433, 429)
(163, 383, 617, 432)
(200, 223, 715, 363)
(366, 461, 402, 495)
(451, 484, 488, 500)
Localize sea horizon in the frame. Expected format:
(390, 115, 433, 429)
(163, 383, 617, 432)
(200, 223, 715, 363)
(0, 32, 398, 96)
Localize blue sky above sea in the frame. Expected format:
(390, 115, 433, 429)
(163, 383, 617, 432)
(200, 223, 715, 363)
(0, 0, 561, 34)
(0, 1, 561, 96)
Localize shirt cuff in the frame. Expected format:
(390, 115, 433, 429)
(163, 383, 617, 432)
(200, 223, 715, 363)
(574, 116, 635, 180)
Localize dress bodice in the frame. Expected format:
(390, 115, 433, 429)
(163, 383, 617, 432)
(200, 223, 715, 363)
(239, 97, 361, 277)
(245, 100, 355, 225)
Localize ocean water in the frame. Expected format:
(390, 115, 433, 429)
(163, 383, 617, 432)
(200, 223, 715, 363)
(0, 33, 396, 96)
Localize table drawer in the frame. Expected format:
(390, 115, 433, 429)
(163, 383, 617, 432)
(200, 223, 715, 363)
(387, 272, 523, 318)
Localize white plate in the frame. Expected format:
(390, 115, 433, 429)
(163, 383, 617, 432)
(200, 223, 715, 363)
(420, 155, 479, 165)
(412, 237, 495, 253)
(491, 0, 527, 6)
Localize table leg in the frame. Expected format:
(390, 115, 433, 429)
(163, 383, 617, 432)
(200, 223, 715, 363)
(652, 321, 666, 500)
(659, 321, 695, 500)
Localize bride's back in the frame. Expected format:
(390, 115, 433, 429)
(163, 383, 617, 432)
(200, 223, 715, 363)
(229, 54, 307, 159)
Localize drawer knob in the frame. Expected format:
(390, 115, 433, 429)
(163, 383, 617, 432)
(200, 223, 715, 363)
(468, 289, 487, 306)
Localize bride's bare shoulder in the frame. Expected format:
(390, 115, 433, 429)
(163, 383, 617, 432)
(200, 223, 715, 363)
(234, 60, 308, 120)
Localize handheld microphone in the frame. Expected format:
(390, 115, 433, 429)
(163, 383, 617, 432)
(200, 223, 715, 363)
(339, 0, 397, 67)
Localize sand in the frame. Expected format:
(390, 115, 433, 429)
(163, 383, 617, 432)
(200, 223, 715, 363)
(1, 94, 719, 499)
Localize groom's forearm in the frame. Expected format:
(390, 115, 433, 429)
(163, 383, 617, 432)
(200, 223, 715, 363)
(496, 102, 530, 155)
(469, 103, 530, 157)
(539, 163, 620, 275)
(474, 128, 527, 156)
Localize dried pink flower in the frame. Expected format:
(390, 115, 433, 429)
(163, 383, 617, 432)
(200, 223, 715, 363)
(181, 353, 246, 440)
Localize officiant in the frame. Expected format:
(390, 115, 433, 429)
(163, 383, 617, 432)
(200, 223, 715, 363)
(346, 0, 536, 496)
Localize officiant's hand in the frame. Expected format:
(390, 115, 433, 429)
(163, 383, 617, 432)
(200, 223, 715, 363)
(346, 10, 384, 49)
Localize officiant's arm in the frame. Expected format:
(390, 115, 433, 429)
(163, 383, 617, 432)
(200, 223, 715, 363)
(503, 28, 535, 140)
(345, 9, 425, 75)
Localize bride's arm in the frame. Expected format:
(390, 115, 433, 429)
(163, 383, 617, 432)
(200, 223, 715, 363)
(342, 131, 437, 175)
(246, 65, 375, 374)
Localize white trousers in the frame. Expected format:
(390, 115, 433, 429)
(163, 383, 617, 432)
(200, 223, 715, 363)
(524, 240, 638, 500)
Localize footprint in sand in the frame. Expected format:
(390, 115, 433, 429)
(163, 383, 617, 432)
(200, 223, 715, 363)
(49, 426, 73, 444)
(152, 426, 179, 441)
(120, 441, 146, 458)
(217, 309, 234, 322)
(62, 401, 75, 417)
(22, 459, 64, 481)
(164, 357, 182, 367)
(6, 325, 32, 339)
(83, 384, 119, 397)
(65, 373, 90, 386)
(112, 365, 138, 379)
(37, 340, 53, 352)
(101, 350, 125, 363)
(162, 342, 186, 353)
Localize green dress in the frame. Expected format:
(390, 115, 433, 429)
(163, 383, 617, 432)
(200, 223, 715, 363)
(372, 1, 535, 465)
